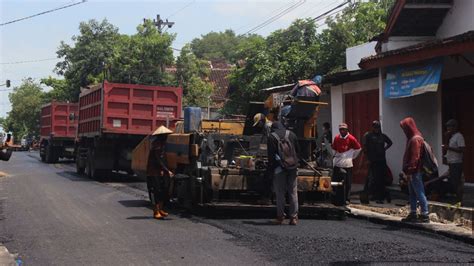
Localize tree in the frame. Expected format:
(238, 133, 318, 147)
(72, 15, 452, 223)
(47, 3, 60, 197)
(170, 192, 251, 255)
(108, 20, 176, 85)
(317, 0, 392, 74)
(225, 19, 319, 114)
(225, 0, 392, 114)
(190, 30, 242, 62)
(41, 77, 70, 102)
(176, 45, 214, 107)
(55, 19, 120, 101)
(6, 79, 45, 139)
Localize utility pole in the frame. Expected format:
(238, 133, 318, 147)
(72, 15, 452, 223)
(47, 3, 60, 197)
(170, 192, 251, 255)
(144, 14, 175, 34)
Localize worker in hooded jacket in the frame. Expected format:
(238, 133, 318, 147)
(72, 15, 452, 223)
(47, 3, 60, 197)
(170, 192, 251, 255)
(400, 117, 430, 223)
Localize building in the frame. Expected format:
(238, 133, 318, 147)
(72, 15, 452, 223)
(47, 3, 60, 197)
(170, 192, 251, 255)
(327, 0, 474, 183)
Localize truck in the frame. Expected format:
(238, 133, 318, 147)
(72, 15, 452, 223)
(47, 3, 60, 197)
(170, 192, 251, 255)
(75, 81, 182, 179)
(40, 101, 78, 163)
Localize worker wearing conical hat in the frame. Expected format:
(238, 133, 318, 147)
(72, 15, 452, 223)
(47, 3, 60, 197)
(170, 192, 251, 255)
(147, 126, 173, 220)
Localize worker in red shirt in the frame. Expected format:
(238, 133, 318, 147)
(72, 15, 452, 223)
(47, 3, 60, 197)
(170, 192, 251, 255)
(332, 123, 362, 204)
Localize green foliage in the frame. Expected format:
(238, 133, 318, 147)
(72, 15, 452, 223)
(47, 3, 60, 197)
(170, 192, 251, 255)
(176, 45, 214, 107)
(6, 79, 45, 139)
(41, 77, 70, 102)
(55, 19, 120, 101)
(108, 20, 176, 85)
(55, 19, 177, 101)
(224, 19, 319, 114)
(190, 30, 242, 62)
(225, 0, 391, 114)
(317, 0, 391, 74)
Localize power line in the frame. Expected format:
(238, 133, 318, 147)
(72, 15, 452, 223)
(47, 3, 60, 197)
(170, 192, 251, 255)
(243, 0, 307, 35)
(311, 0, 350, 22)
(0, 0, 87, 27)
(235, 1, 300, 33)
(166, 0, 196, 19)
(0, 57, 58, 65)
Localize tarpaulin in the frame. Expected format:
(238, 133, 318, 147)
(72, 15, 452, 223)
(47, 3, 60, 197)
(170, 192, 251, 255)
(385, 58, 443, 99)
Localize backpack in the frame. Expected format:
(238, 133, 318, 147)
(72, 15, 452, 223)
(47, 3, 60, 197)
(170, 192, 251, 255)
(271, 130, 298, 170)
(418, 137, 439, 178)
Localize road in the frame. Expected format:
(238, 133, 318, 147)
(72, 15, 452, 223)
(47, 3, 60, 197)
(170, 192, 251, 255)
(0, 152, 473, 265)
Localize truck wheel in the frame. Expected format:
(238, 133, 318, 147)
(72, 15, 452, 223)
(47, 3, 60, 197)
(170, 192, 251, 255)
(76, 156, 85, 175)
(45, 145, 55, 164)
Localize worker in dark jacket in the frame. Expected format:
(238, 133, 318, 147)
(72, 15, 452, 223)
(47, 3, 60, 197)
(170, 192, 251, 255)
(268, 121, 300, 225)
(363, 120, 392, 203)
(147, 126, 174, 220)
(400, 117, 429, 223)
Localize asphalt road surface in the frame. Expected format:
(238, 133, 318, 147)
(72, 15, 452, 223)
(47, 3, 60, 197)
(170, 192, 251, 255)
(1, 152, 473, 265)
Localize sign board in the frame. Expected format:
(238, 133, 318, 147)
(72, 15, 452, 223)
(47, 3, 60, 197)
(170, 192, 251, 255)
(156, 106, 175, 118)
(385, 59, 443, 99)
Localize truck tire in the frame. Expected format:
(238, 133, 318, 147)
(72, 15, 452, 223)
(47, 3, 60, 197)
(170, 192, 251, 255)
(45, 145, 56, 164)
(76, 156, 85, 175)
(86, 149, 105, 180)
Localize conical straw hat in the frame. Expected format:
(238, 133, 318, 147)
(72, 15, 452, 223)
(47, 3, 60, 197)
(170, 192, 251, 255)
(152, 126, 173, 136)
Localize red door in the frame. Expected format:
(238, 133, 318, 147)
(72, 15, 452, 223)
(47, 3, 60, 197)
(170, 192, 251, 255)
(344, 89, 379, 184)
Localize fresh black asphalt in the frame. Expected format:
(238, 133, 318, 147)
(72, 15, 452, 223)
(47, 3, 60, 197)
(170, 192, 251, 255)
(0, 152, 473, 265)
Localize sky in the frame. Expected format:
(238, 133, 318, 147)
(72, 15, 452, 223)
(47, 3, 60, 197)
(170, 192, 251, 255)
(0, 0, 344, 117)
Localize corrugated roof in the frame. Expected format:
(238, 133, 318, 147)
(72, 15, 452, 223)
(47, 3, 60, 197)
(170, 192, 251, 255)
(360, 30, 474, 68)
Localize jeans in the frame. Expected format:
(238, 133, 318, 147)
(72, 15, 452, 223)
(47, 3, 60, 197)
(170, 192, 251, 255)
(408, 172, 429, 215)
(273, 168, 298, 218)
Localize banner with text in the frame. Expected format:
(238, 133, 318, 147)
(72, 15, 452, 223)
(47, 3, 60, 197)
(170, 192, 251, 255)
(385, 59, 443, 99)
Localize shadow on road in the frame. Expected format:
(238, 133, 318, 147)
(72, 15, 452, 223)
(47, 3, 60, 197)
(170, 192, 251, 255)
(241, 220, 280, 226)
(118, 199, 150, 208)
(57, 171, 93, 182)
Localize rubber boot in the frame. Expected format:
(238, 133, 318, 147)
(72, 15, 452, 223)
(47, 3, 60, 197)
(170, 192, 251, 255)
(158, 202, 168, 217)
(153, 204, 163, 220)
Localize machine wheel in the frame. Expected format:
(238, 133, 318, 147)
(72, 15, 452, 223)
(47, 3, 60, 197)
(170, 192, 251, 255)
(332, 182, 346, 206)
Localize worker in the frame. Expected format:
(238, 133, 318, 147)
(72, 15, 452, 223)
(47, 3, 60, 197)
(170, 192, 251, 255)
(443, 119, 465, 204)
(332, 123, 362, 204)
(147, 126, 174, 220)
(253, 113, 272, 138)
(268, 121, 300, 225)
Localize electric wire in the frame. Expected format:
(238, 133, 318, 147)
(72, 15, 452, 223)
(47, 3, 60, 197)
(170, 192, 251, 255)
(0, 0, 87, 26)
(235, 0, 300, 33)
(243, 0, 306, 35)
(0, 58, 58, 65)
(166, 0, 196, 19)
(311, 0, 349, 22)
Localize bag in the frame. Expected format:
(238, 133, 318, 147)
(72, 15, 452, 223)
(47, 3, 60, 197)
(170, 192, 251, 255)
(271, 130, 298, 170)
(420, 138, 439, 178)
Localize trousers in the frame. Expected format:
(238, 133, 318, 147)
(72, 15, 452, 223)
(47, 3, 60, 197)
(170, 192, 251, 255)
(273, 168, 298, 218)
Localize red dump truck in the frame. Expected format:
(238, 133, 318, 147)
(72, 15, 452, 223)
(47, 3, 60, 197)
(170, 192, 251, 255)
(40, 101, 79, 163)
(75, 81, 182, 179)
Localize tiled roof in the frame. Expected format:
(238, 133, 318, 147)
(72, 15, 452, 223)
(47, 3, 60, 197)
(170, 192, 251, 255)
(360, 31, 474, 68)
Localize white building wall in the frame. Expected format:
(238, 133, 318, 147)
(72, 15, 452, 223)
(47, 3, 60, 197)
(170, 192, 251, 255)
(346, 42, 377, 71)
(382, 37, 435, 52)
(437, 0, 474, 39)
(330, 85, 343, 136)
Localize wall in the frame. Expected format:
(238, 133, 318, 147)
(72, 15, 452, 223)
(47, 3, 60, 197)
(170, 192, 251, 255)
(437, 0, 474, 39)
(346, 42, 377, 71)
(330, 77, 379, 135)
(382, 37, 435, 52)
(380, 75, 444, 178)
(316, 89, 332, 139)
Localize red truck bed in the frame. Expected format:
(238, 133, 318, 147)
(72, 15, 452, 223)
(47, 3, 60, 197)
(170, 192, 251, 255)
(40, 101, 78, 139)
(78, 81, 182, 137)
